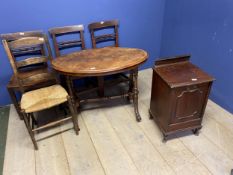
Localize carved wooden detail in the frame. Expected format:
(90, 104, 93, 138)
(173, 88, 204, 123)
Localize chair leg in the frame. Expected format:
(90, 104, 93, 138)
(97, 76, 104, 97)
(67, 97, 80, 135)
(7, 87, 23, 120)
(31, 113, 38, 126)
(22, 111, 38, 150)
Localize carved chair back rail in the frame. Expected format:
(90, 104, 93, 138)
(88, 20, 119, 48)
(49, 25, 85, 57)
(1, 31, 45, 56)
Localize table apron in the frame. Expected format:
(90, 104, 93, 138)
(53, 64, 144, 77)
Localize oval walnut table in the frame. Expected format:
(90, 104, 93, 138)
(52, 47, 148, 121)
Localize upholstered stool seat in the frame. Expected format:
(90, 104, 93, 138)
(21, 84, 68, 113)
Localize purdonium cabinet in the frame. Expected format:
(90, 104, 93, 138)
(149, 55, 215, 142)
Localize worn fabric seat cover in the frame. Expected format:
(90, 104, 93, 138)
(21, 85, 68, 113)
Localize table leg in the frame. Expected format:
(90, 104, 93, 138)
(7, 87, 23, 120)
(127, 71, 133, 101)
(66, 76, 80, 108)
(132, 69, 141, 122)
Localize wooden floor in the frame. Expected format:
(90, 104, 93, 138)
(3, 69, 233, 175)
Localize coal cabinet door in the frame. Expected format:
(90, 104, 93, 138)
(171, 84, 209, 124)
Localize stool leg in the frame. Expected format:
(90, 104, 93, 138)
(22, 111, 38, 150)
(7, 87, 23, 120)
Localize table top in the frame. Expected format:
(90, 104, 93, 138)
(52, 47, 148, 76)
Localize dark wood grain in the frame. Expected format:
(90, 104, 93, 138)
(52, 47, 148, 121)
(154, 56, 214, 88)
(1, 31, 44, 57)
(88, 19, 119, 48)
(2, 34, 79, 150)
(2, 34, 54, 92)
(49, 25, 84, 35)
(48, 24, 93, 95)
(2, 33, 55, 120)
(7, 67, 55, 89)
(149, 55, 214, 141)
(88, 20, 120, 96)
(8, 37, 45, 49)
(154, 54, 190, 66)
(49, 25, 85, 57)
(1, 30, 43, 41)
(52, 47, 148, 76)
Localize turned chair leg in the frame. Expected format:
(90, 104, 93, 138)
(22, 111, 38, 150)
(97, 76, 104, 97)
(67, 96, 80, 135)
(7, 88, 23, 120)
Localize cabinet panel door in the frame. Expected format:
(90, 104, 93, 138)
(172, 84, 208, 123)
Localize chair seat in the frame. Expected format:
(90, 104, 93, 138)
(21, 85, 68, 113)
(7, 67, 56, 89)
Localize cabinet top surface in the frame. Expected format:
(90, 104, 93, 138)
(154, 61, 215, 88)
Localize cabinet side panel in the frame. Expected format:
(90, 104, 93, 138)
(150, 69, 171, 132)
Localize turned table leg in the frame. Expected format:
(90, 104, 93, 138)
(132, 69, 141, 122)
(66, 76, 80, 109)
(66, 76, 74, 99)
(127, 71, 134, 102)
(66, 76, 80, 133)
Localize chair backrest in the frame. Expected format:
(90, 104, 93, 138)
(49, 25, 85, 57)
(2, 34, 56, 93)
(88, 20, 119, 48)
(1, 30, 45, 57)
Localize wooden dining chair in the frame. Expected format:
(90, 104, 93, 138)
(49, 24, 85, 57)
(1, 31, 57, 120)
(2, 34, 79, 150)
(88, 20, 129, 97)
(49, 24, 98, 97)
